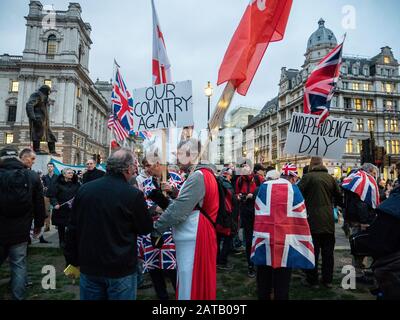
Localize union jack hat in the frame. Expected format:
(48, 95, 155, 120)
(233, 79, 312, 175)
(281, 163, 299, 178)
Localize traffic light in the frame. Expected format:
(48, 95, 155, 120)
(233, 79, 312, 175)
(374, 146, 385, 167)
(361, 139, 373, 164)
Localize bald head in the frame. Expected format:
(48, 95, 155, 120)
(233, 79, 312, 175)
(106, 148, 135, 179)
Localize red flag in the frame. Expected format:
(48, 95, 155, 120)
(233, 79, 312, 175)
(217, 0, 293, 96)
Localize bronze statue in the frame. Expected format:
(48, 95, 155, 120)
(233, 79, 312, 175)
(26, 85, 59, 156)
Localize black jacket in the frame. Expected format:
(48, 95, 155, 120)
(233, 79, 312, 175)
(342, 189, 376, 225)
(64, 174, 153, 278)
(82, 168, 105, 184)
(0, 158, 46, 246)
(365, 187, 400, 259)
(50, 174, 81, 227)
(41, 173, 58, 197)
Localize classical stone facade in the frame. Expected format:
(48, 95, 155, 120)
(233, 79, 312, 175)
(0, 1, 112, 164)
(209, 106, 259, 167)
(243, 19, 400, 179)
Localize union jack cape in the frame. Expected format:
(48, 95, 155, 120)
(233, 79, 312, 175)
(304, 39, 344, 126)
(341, 169, 380, 209)
(251, 178, 315, 269)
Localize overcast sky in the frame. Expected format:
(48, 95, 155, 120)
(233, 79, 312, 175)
(1, 0, 399, 130)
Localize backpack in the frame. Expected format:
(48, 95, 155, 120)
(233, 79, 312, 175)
(196, 169, 238, 237)
(0, 168, 32, 218)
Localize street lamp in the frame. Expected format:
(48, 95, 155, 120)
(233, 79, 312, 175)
(204, 81, 214, 123)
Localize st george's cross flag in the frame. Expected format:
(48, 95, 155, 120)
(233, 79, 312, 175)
(217, 0, 293, 96)
(251, 178, 315, 269)
(341, 169, 380, 209)
(152, 0, 172, 85)
(303, 40, 345, 126)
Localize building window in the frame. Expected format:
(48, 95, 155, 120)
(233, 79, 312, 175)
(385, 120, 389, 131)
(77, 87, 81, 98)
(385, 100, 393, 111)
(368, 119, 375, 131)
(11, 81, 19, 93)
(384, 56, 390, 64)
(385, 83, 393, 93)
(44, 79, 52, 88)
(363, 67, 369, 76)
(7, 105, 17, 122)
(386, 140, 391, 154)
(391, 120, 398, 132)
(356, 140, 362, 153)
(344, 98, 352, 110)
(363, 83, 369, 91)
(366, 100, 374, 111)
(5, 133, 14, 144)
(346, 139, 353, 153)
(46, 35, 57, 58)
(356, 119, 364, 131)
(391, 141, 400, 154)
(352, 83, 359, 91)
(355, 99, 362, 111)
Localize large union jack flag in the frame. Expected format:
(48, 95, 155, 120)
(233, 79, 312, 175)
(304, 40, 344, 126)
(251, 179, 315, 269)
(341, 169, 380, 209)
(111, 66, 134, 134)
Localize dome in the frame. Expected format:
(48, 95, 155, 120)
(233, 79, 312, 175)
(306, 18, 337, 51)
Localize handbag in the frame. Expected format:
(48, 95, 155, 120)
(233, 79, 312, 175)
(350, 230, 373, 257)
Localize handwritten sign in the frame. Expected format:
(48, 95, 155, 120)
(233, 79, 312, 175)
(132, 80, 193, 131)
(284, 112, 354, 159)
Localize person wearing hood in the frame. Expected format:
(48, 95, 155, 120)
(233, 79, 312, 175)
(50, 168, 80, 249)
(298, 157, 343, 288)
(82, 159, 105, 184)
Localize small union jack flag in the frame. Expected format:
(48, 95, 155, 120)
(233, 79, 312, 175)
(112, 65, 134, 134)
(281, 163, 299, 177)
(304, 39, 345, 126)
(341, 169, 380, 209)
(168, 172, 183, 191)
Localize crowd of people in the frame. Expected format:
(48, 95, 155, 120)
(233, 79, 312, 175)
(1, 139, 400, 300)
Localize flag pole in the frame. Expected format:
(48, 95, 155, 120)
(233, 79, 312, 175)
(195, 80, 236, 168)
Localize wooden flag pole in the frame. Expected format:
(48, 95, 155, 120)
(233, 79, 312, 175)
(194, 81, 236, 168)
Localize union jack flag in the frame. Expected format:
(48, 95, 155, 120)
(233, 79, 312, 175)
(281, 163, 299, 177)
(168, 172, 183, 190)
(108, 113, 129, 141)
(251, 179, 315, 269)
(341, 169, 380, 209)
(111, 66, 134, 133)
(304, 40, 345, 126)
(139, 232, 176, 272)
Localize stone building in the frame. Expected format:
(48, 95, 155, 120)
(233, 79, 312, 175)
(0, 1, 112, 164)
(243, 18, 400, 179)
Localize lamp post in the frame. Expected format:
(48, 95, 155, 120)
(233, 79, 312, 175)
(204, 81, 214, 125)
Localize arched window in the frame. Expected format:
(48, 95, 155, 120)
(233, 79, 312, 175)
(47, 35, 57, 57)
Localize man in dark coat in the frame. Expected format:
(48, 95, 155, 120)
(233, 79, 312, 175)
(65, 149, 153, 300)
(82, 158, 105, 184)
(26, 85, 59, 155)
(0, 146, 46, 300)
(298, 157, 342, 288)
(363, 186, 400, 299)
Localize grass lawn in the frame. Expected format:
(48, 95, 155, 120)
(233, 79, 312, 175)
(0, 247, 374, 300)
